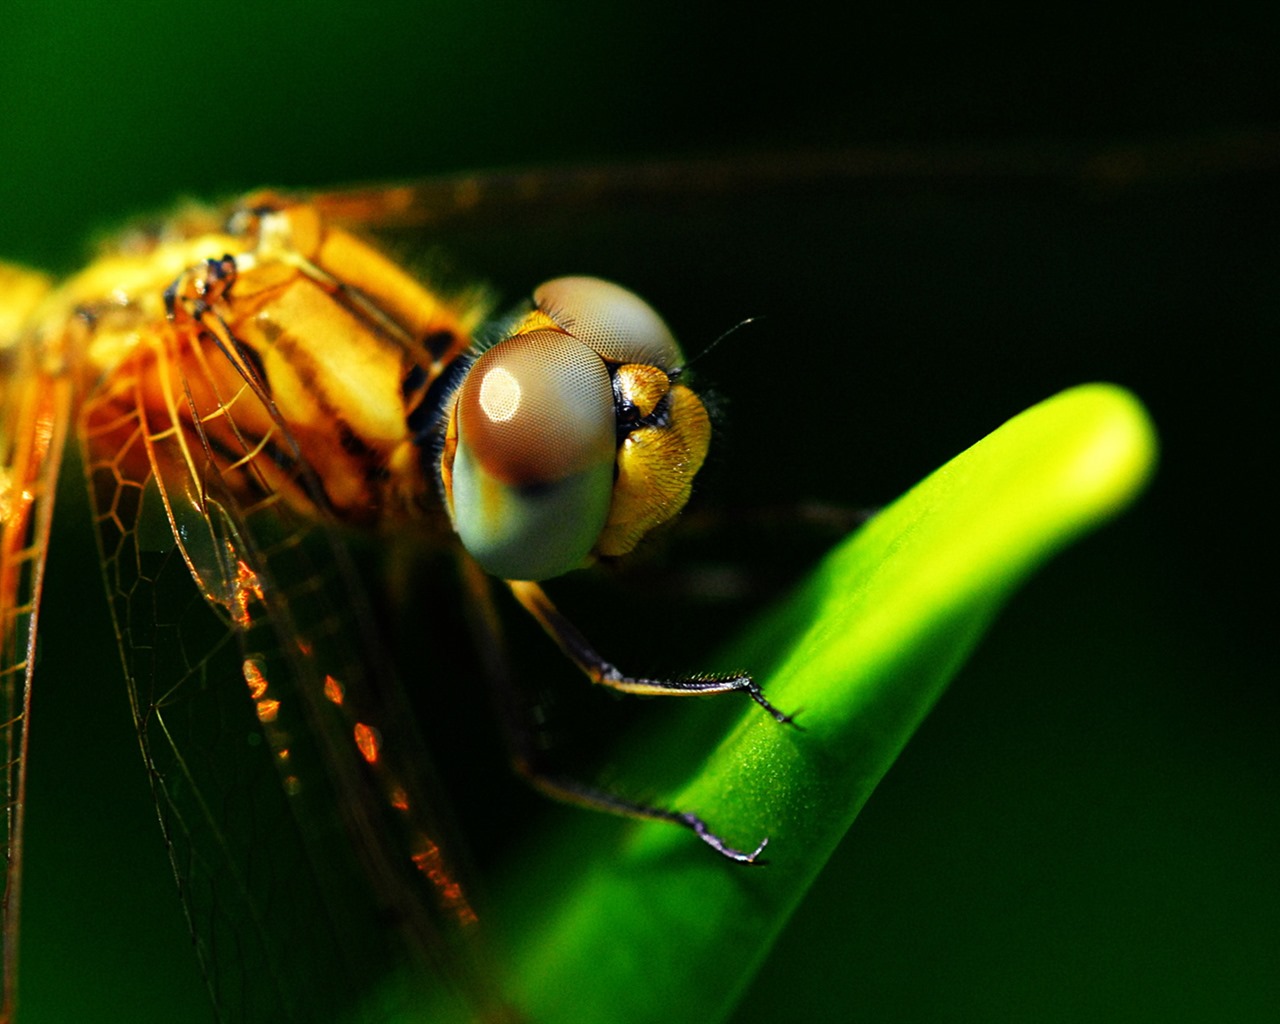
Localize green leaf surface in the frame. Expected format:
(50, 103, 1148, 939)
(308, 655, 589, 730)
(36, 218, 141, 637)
(478, 383, 1156, 1023)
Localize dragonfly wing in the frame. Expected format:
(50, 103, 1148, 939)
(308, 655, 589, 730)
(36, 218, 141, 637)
(76, 297, 489, 1021)
(0, 266, 71, 1021)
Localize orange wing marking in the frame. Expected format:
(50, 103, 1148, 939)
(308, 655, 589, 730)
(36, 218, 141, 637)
(242, 658, 268, 699)
(322, 673, 344, 705)
(411, 840, 477, 926)
(241, 658, 283, 722)
(230, 558, 265, 627)
(352, 722, 380, 764)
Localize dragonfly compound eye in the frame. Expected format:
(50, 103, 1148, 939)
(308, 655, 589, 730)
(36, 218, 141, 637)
(443, 277, 714, 580)
(533, 276, 684, 370)
(447, 328, 616, 581)
(531, 276, 713, 564)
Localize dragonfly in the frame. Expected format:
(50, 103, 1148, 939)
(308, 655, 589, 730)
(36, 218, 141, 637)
(8, 136, 1259, 1023)
(0, 174, 807, 1023)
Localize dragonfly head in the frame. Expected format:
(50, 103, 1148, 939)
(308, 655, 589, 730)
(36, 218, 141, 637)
(440, 277, 711, 581)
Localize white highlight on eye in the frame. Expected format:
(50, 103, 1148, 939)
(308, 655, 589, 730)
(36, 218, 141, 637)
(479, 366, 521, 422)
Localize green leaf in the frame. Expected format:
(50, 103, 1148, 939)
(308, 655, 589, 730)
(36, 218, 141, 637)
(480, 383, 1157, 1023)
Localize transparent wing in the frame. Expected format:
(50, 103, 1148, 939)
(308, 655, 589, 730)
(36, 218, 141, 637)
(0, 266, 70, 1021)
(304, 135, 1280, 235)
(76, 276, 496, 1022)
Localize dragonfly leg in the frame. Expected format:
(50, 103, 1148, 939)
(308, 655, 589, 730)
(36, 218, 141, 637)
(505, 578, 800, 727)
(456, 560, 771, 863)
(515, 765, 768, 865)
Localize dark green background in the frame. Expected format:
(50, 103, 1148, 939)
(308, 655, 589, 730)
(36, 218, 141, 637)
(2, 2, 1275, 1021)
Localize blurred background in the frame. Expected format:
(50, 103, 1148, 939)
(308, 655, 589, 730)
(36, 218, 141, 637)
(2, 1, 1275, 1021)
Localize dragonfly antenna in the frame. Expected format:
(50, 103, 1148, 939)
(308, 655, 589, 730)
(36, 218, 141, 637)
(688, 315, 763, 368)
